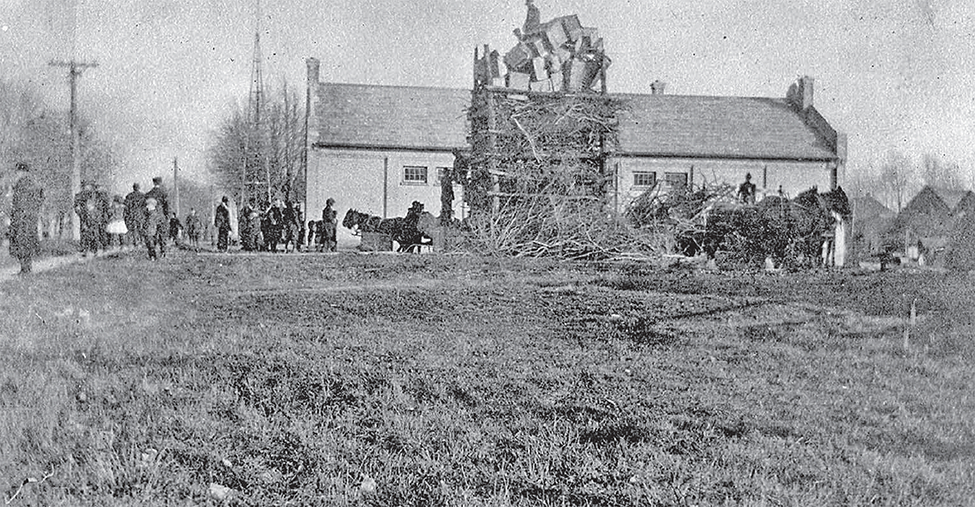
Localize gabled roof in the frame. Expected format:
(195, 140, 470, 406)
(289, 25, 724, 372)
(952, 191, 975, 217)
(851, 195, 895, 221)
(890, 186, 952, 236)
(312, 82, 470, 151)
(930, 187, 973, 212)
(311, 83, 841, 161)
(613, 94, 839, 160)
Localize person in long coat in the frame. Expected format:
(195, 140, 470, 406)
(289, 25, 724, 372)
(123, 183, 145, 246)
(8, 163, 44, 274)
(74, 180, 103, 256)
(214, 196, 232, 252)
(321, 198, 337, 252)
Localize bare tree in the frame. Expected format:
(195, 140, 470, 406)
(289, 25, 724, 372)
(880, 151, 916, 211)
(205, 82, 305, 207)
(921, 153, 963, 189)
(0, 79, 121, 238)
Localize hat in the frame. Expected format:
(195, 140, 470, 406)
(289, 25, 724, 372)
(15, 162, 29, 172)
(221, 196, 229, 203)
(152, 176, 162, 185)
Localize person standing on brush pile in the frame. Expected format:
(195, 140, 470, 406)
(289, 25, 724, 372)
(142, 197, 167, 260)
(523, 0, 540, 35)
(123, 183, 145, 247)
(321, 198, 337, 252)
(74, 180, 103, 256)
(8, 163, 43, 274)
(214, 196, 232, 253)
(737, 173, 757, 205)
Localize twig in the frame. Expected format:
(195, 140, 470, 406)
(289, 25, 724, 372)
(5, 466, 55, 505)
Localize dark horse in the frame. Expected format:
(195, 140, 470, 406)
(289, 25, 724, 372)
(342, 209, 432, 253)
(680, 186, 849, 268)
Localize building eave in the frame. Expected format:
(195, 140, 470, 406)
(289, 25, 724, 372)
(312, 142, 464, 154)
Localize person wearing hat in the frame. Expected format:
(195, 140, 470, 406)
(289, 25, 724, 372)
(321, 198, 337, 252)
(214, 196, 232, 252)
(144, 176, 170, 218)
(123, 182, 146, 247)
(74, 180, 102, 256)
(8, 163, 44, 274)
(142, 196, 167, 260)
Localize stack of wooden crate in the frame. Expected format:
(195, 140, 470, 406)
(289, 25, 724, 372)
(475, 14, 609, 94)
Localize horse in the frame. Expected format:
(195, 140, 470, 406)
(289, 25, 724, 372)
(682, 186, 849, 268)
(343, 208, 435, 253)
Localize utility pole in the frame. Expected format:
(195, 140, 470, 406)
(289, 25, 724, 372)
(49, 59, 97, 241)
(173, 157, 180, 217)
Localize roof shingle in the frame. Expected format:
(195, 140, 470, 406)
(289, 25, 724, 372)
(312, 84, 840, 161)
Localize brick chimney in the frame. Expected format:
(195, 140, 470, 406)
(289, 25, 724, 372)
(787, 75, 814, 110)
(306, 57, 320, 87)
(304, 57, 320, 201)
(650, 80, 666, 95)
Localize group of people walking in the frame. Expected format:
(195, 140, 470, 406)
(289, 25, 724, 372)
(84, 176, 202, 260)
(5, 162, 342, 274)
(214, 196, 337, 253)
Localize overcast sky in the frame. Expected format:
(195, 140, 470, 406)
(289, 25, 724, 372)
(2, 0, 973, 193)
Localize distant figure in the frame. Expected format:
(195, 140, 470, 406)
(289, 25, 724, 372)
(144, 176, 169, 218)
(321, 198, 337, 252)
(523, 0, 541, 35)
(8, 163, 44, 274)
(106, 195, 128, 248)
(123, 183, 146, 246)
(142, 197, 167, 260)
(184, 209, 202, 249)
(74, 180, 103, 256)
(95, 183, 111, 250)
(737, 173, 757, 204)
(264, 199, 285, 252)
(168, 212, 182, 245)
(214, 196, 232, 253)
(282, 201, 302, 253)
(294, 202, 306, 251)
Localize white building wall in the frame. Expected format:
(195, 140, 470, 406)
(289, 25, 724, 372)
(611, 157, 832, 214)
(307, 148, 465, 248)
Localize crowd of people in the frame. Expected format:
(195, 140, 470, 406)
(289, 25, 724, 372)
(73, 176, 205, 260)
(4, 162, 348, 273)
(222, 196, 338, 254)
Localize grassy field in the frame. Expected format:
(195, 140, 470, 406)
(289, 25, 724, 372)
(0, 250, 973, 505)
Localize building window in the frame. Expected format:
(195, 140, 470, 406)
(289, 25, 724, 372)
(403, 166, 428, 185)
(633, 171, 656, 188)
(665, 172, 688, 189)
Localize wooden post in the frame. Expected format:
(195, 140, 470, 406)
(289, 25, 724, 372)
(173, 157, 180, 217)
(383, 156, 389, 218)
(486, 89, 500, 215)
(49, 60, 97, 241)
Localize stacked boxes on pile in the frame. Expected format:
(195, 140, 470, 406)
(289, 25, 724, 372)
(501, 14, 609, 93)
